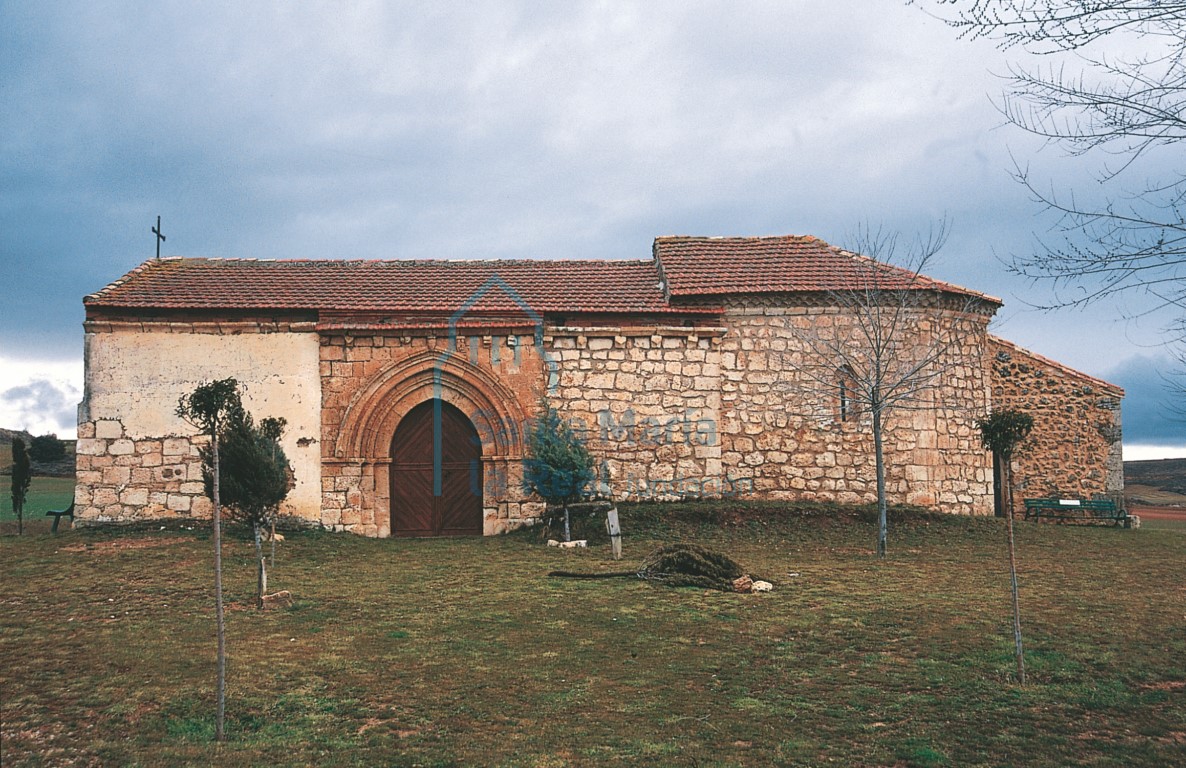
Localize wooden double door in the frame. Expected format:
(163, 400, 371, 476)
(390, 399, 484, 537)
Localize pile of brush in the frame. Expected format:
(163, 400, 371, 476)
(549, 543, 772, 592)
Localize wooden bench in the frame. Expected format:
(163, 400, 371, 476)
(45, 502, 75, 533)
(1023, 497, 1128, 526)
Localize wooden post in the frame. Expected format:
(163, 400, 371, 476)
(606, 507, 622, 560)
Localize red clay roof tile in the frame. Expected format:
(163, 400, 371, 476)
(654, 235, 1000, 304)
(85, 257, 689, 315)
(85, 235, 1001, 315)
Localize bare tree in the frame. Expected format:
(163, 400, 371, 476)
(920, 1, 1186, 397)
(977, 408, 1035, 686)
(1169, 346, 1186, 416)
(776, 223, 996, 557)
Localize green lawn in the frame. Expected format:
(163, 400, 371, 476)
(0, 475, 75, 527)
(1139, 516, 1186, 532)
(1, 503, 1183, 767)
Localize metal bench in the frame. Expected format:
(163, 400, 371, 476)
(45, 502, 75, 533)
(1023, 497, 1128, 526)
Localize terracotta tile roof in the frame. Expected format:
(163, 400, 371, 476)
(85, 235, 1001, 317)
(654, 235, 1001, 304)
(85, 257, 692, 315)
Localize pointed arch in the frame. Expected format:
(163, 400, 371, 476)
(332, 349, 530, 462)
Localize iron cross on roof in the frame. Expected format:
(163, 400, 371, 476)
(151, 215, 166, 259)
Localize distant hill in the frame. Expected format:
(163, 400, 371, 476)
(0, 428, 76, 477)
(0, 427, 35, 445)
(1125, 458, 1186, 507)
(0, 428, 34, 474)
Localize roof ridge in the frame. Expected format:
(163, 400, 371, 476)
(654, 234, 820, 242)
(145, 255, 657, 267)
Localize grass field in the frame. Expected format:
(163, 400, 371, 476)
(1139, 516, 1186, 532)
(0, 475, 75, 526)
(2, 503, 1184, 767)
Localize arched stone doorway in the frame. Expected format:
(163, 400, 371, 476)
(390, 399, 484, 537)
(328, 349, 533, 537)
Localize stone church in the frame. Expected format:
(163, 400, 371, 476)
(75, 235, 1124, 535)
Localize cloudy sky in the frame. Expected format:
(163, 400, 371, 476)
(1, 1, 1182, 457)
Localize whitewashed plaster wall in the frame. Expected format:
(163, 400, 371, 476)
(77, 325, 322, 521)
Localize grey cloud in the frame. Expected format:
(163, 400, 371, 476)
(0, 379, 80, 435)
(0, 0, 1175, 402)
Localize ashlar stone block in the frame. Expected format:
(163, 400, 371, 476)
(95, 420, 124, 439)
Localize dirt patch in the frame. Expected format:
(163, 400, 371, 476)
(1128, 506, 1186, 521)
(357, 718, 421, 739)
(60, 537, 191, 553)
(1126, 484, 1186, 507)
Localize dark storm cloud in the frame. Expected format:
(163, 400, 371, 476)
(1, 1, 1019, 342)
(1104, 355, 1186, 445)
(0, 0, 1178, 455)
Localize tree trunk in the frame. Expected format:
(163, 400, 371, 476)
(15, 501, 22, 536)
(873, 405, 888, 558)
(1004, 458, 1026, 685)
(563, 501, 571, 543)
(212, 435, 226, 742)
(254, 522, 265, 609)
(270, 517, 276, 571)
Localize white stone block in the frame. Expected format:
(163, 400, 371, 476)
(120, 488, 149, 506)
(76, 438, 107, 456)
(95, 420, 124, 439)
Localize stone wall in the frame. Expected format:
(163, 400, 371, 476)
(75, 419, 212, 522)
(315, 322, 731, 534)
(713, 298, 996, 515)
(544, 326, 727, 501)
(79, 307, 1117, 533)
(75, 320, 323, 525)
(989, 336, 1124, 514)
(316, 324, 548, 536)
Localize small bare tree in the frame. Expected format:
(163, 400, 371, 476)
(977, 408, 1034, 685)
(776, 223, 995, 556)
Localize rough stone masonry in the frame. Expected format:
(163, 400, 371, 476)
(74, 235, 1123, 534)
